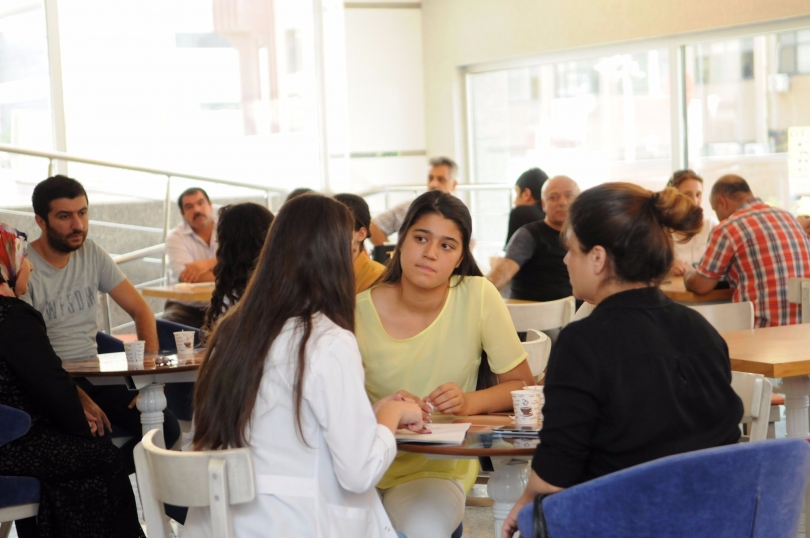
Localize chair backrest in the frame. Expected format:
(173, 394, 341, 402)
(134, 429, 255, 538)
(0, 405, 30, 448)
(519, 438, 810, 538)
(507, 297, 576, 333)
(689, 301, 754, 333)
(787, 277, 810, 323)
(523, 329, 551, 380)
(572, 301, 595, 321)
(96, 331, 125, 354)
(731, 371, 772, 442)
(156, 319, 201, 352)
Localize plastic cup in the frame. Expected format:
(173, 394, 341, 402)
(124, 340, 145, 364)
(174, 331, 195, 356)
(524, 386, 545, 420)
(511, 389, 542, 425)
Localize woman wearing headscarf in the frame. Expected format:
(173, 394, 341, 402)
(0, 223, 144, 538)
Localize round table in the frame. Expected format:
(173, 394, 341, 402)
(63, 350, 204, 443)
(398, 415, 538, 537)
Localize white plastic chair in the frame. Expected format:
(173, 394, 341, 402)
(689, 301, 754, 333)
(134, 429, 256, 538)
(731, 371, 773, 442)
(523, 329, 550, 381)
(787, 277, 810, 323)
(573, 301, 595, 321)
(507, 296, 576, 333)
(0, 504, 38, 538)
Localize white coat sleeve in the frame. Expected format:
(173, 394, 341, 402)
(306, 329, 397, 494)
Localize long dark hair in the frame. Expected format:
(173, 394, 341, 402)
(193, 194, 356, 450)
(566, 182, 703, 284)
(202, 203, 274, 335)
(378, 190, 482, 286)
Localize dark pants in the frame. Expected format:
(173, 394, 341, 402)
(162, 300, 207, 329)
(73, 378, 181, 475)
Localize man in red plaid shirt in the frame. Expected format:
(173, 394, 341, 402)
(684, 175, 810, 327)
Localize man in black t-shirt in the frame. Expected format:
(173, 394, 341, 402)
(487, 175, 580, 301)
(505, 168, 548, 246)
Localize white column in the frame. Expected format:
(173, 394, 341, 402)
(136, 383, 167, 441)
(487, 458, 530, 537)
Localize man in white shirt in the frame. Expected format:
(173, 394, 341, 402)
(369, 157, 459, 246)
(163, 187, 218, 328)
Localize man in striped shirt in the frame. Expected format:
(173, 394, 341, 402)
(685, 175, 810, 327)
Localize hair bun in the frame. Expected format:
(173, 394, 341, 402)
(652, 187, 703, 241)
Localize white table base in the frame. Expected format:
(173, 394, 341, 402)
(84, 370, 197, 446)
(487, 458, 530, 538)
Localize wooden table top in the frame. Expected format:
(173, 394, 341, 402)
(659, 276, 733, 303)
(141, 283, 214, 302)
(397, 415, 538, 457)
(723, 324, 810, 378)
(62, 350, 205, 377)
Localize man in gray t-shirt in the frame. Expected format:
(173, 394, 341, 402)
(24, 238, 126, 361)
(22, 175, 178, 473)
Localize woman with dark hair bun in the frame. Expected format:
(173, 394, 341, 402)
(502, 183, 744, 538)
(356, 190, 534, 538)
(202, 203, 274, 335)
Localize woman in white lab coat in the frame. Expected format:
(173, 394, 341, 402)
(184, 194, 425, 538)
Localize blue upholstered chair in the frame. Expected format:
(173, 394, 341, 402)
(156, 319, 200, 422)
(156, 319, 201, 352)
(516, 438, 810, 538)
(0, 405, 39, 538)
(96, 331, 125, 354)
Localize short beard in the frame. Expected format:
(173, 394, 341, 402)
(46, 224, 86, 253)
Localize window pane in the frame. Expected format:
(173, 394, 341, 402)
(686, 31, 810, 209)
(57, 0, 321, 195)
(0, 0, 52, 207)
(468, 47, 672, 196)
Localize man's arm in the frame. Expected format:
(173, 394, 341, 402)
(108, 279, 159, 352)
(684, 268, 720, 294)
(488, 227, 534, 290)
(487, 258, 520, 290)
(179, 258, 216, 283)
(369, 221, 387, 246)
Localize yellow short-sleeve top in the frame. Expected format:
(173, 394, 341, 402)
(356, 275, 527, 491)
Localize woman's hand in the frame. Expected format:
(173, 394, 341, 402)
(501, 471, 564, 538)
(375, 400, 427, 434)
(387, 390, 433, 422)
(501, 491, 533, 538)
(670, 259, 690, 276)
(77, 387, 111, 437)
(426, 383, 468, 415)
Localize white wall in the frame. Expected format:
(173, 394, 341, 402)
(344, 2, 428, 192)
(421, 0, 810, 182)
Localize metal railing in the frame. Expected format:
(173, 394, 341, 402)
(1, 143, 518, 332)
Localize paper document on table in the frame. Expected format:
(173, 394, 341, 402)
(395, 422, 471, 445)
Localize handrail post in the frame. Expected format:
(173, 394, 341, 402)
(100, 293, 112, 334)
(265, 189, 272, 210)
(163, 176, 172, 282)
(47, 158, 53, 177)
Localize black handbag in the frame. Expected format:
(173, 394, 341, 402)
(532, 493, 551, 538)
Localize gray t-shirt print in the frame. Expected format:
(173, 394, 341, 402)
(21, 239, 126, 362)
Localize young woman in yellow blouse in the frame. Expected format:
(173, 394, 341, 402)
(356, 190, 534, 538)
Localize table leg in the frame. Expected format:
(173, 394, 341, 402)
(136, 383, 167, 443)
(487, 458, 530, 537)
(783, 376, 810, 439)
